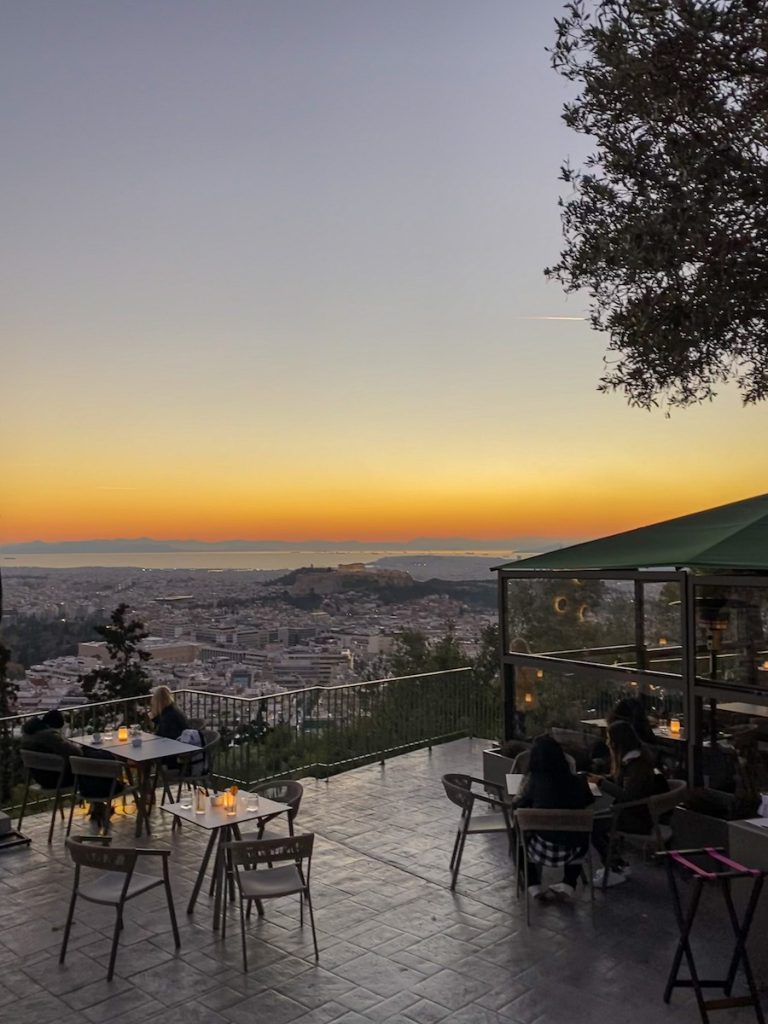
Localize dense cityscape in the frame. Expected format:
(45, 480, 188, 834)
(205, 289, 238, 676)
(3, 563, 497, 715)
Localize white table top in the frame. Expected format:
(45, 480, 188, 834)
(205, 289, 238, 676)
(74, 731, 200, 762)
(161, 793, 289, 830)
(719, 702, 768, 719)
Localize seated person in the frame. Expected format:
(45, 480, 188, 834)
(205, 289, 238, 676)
(150, 685, 189, 740)
(21, 709, 126, 823)
(590, 696, 657, 772)
(589, 719, 668, 886)
(150, 685, 190, 770)
(515, 734, 594, 902)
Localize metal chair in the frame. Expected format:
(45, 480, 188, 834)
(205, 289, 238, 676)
(66, 756, 137, 836)
(442, 773, 515, 891)
(601, 778, 688, 889)
(222, 833, 318, 971)
(244, 780, 303, 838)
(17, 750, 74, 844)
(158, 728, 221, 806)
(60, 836, 180, 980)
(514, 807, 595, 925)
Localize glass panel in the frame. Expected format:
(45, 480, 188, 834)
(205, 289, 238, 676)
(643, 580, 684, 676)
(505, 577, 636, 660)
(694, 583, 768, 688)
(512, 660, 683, 738)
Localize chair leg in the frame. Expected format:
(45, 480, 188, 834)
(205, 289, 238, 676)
(48, 792, 60, 844)
(449, 825, 462, 870)
(107, 908, 122, 981)
(305, 888, 319, 960)
(451, 821, 469, 891)
(17, 776, 30, 832)
(59, 890, 78, 965)
(163, 866, 181, 948)
(239, 899, 248, 972)
(66, 784, 78, 836)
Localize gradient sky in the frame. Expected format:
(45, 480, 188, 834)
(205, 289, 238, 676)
(3, 0, 766, 546)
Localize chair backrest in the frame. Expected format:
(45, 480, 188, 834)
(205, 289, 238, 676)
(649, 778, 687, 820)
(253, 780, 303, 820)
(511, 750, 577, 775)
(21, 749, 65, 773)
(515, 807, 595, 835)
(442, 773, 474, 812)
(202, 729, 221, 759)
(226, 832, 314, 871)
(69, 755, 125, 780)
(66, 837, 137, 875)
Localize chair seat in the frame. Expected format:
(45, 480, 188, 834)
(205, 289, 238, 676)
(239, 864, 304, 899)
(79, 870, 162, 904)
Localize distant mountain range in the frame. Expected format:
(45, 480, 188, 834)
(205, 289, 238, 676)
(0, 536, 568, 554)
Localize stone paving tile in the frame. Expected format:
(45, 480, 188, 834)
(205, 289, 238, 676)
(4, 737, 767, 1024)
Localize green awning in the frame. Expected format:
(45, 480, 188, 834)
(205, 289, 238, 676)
(494, 493, 768, 572)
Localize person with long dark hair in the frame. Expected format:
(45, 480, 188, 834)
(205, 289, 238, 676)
(590, 719, 667, 886)
(515, 734, 594, 902)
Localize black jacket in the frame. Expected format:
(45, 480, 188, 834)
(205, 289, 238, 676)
(152, 703, 189, 741)
(516, 771, 594, 845)
(599, 754, 667, 833)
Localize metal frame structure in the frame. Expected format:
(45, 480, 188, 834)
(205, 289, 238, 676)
(495, 566, 768, 784)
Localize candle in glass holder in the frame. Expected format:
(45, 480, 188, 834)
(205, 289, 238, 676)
(117, 725, 129, 742)
(225, 786, 238, 816)
(670, 718, 681, 735)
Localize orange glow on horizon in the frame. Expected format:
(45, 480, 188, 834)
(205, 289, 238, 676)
(1, 478, 759, 547)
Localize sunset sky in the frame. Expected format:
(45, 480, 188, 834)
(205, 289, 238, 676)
(3, 1, 766, 546)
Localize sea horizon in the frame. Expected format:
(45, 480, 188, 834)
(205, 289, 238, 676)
(0, 547, 523, 575)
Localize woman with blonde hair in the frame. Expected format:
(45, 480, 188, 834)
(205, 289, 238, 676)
(150, 685, 189, 741)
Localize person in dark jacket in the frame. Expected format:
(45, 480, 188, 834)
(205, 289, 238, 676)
(21, 709, 126, 821)
(514, 734, 594, 902)
(590, 696, 658, 772)
(590, 719, 667, 887)
(150, 685, 189, 739)
(150, 685, 189, 769)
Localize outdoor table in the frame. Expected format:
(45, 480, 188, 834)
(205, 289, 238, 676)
(161, 792, 290, 930)
(580, 718, 686, 741)
(718, 702, 768, 719)
(74, 731, 201, 837)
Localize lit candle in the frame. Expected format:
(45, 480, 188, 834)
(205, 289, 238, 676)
(117, 725, 129, 742)
(670, 718, 681, 735)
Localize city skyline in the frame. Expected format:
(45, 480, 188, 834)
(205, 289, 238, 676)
(4, 1, 767, 547)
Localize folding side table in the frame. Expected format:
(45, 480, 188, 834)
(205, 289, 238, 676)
(660, 846, 766, 1024)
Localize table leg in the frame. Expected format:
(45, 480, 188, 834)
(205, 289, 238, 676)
(213, 825, 230, 932)
(188, 829, 218, 915)
(133, 764, 153, 838)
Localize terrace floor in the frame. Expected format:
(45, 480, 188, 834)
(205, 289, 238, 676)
(0, 737, 764, 1024)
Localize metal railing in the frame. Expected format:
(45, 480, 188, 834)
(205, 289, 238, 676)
(0, 667, 500, 814)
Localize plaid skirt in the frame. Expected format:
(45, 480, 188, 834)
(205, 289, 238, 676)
(526, 833, 589, 867)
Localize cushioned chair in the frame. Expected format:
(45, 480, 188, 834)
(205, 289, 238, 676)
(601, 778, 687, 889)
(60, 836, 180, 980)
(515, 807, 595, 925)
(222, 833, 318, 970)
(442, 773, 514, 891)
(17, 750, 74, 844)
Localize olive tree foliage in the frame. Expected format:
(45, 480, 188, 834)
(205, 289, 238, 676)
(80, 603, 152, 701)
(547, 0, 768, 409)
